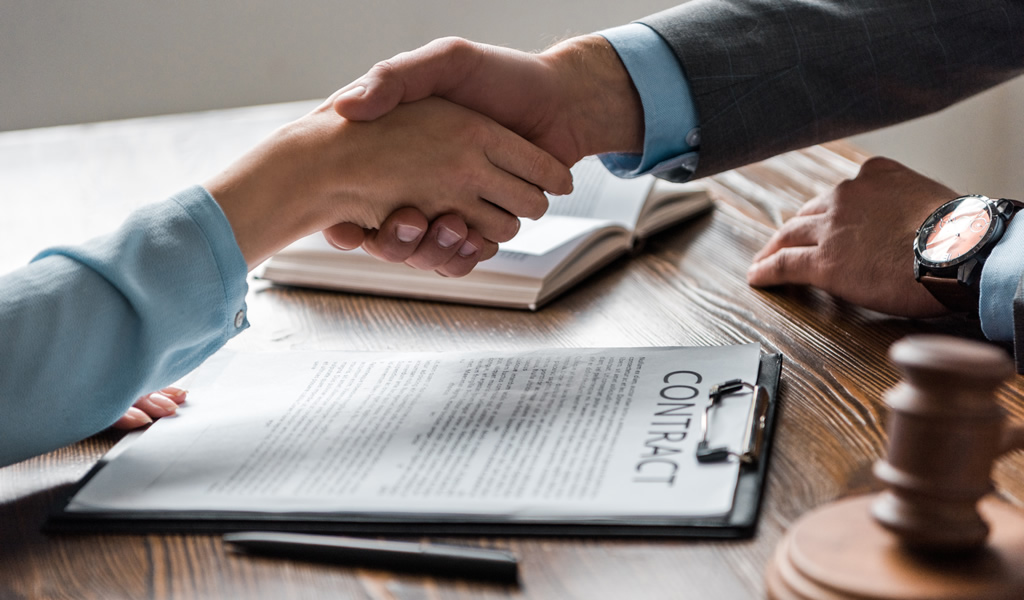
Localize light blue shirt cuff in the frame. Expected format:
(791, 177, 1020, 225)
(597, 23, 700, 180)
(176, 185, 251, 326)
(980, 217, 1024, 342)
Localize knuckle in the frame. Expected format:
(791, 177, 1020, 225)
(433, 36, 474, 58)
(772, 230, 794, 248)
(371, 58, 398, 77)
(525, 152, 557, 191)
(835, 177, 856, 193)
(860, 156, 899, 174)
(526, 151, 547, 180)
(764, 253, 786, 278)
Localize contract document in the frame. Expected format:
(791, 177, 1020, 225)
(56, 344, 781, 535)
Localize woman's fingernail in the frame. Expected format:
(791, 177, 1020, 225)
(396, 224, 423, 243)
(147, 393, 179, 414)
(162, 387, 187, 402)
(457, 240, 479, 257)
(437, 226, 461, 248)
(115, 408, 152, 430)
(130, 413, 154, 428)
(337, 85, 366, 101)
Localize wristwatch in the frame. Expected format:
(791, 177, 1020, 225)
(913, 194, 1024, 313)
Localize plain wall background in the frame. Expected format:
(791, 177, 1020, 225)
(0, 0, 680, 130)
(2, 0, 1022, 198)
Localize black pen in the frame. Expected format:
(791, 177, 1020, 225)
(223, 531, 519, 583)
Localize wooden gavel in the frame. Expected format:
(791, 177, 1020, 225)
(766, 334, 1024, 600)
(873, 334, 1024, 552)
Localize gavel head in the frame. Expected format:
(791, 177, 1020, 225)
(871, 334, 1015, 553)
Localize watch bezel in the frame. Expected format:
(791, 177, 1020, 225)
(914, 195, 1003, 271)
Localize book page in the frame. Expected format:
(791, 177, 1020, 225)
(68, 344, 761, 522)
(498, 216, 615, 256)
(546, 157, 654, 227)
(490, 158, 654, 257)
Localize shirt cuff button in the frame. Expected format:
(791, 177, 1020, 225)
(233, 310, 245, 329)
(685, 127, 701, 148)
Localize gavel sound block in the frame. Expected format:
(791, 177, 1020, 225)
(766, 335, 1024, 600)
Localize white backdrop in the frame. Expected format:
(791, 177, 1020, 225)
(2, 0, 1021, 197)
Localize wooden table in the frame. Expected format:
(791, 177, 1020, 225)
(2, 102, 1023, 599)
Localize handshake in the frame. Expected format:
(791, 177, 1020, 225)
(204, 35, 644, 278)
(207, 30, 966, 324)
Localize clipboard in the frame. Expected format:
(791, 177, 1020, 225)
(46, 353, 783, 539)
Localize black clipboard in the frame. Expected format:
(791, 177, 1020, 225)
(46, 353, 783, 539)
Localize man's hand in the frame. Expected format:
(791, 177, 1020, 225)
(206, 97, 569, 268)
(746, 157, 952, 318)
(332, 35, 644, 166)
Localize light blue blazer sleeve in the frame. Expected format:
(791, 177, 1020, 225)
(0, 186, 249, 467)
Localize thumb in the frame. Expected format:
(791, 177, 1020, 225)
(322, 223, 368, 251)
(331, 69, 405, 122)
(746, 247, 816, 288)
(333, 37, 478, 121)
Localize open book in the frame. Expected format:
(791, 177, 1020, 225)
(257, 157, 713, 310)
(50, 344, 782, 538)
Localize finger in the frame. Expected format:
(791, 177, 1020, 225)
(434, 229, 490, 278)
(473, 165, 551, 223)
(404, 215, 469, 271)
(333, 37, 481, 122)
(456, 195, 521, 243)
(111, 407, 153, 430)
(158, 386, 188, 405)
(133, 391, 180, 419)
(478, 239, 498, 261)
(485, 127, 573, 197)
(360, 208, 429, 262)
(323, 223, 368, 251)
(747, 246, 820, 288)
(751, 214, 823, 263)
(796, 193, 831, 217)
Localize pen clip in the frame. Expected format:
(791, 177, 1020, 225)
(696, 379, 770, 466)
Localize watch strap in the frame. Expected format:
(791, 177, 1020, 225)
(919, 274, 980, 313)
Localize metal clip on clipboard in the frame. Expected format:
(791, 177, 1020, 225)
(696, 378, 770, 465)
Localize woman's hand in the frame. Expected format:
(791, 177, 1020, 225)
(204, 96, 572, 269)
(111, 387, 187, 430)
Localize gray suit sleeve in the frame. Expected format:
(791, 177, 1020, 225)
(641, 0, 1024, 178)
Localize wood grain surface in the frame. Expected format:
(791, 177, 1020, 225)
(2, 102, 1023, 600)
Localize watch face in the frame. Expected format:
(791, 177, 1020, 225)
(916, 195, 997, 267)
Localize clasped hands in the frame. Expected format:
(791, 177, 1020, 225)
(318, 37, 956, 324)
(127, 39, 963, 432)
(313, 35, 644, 277)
